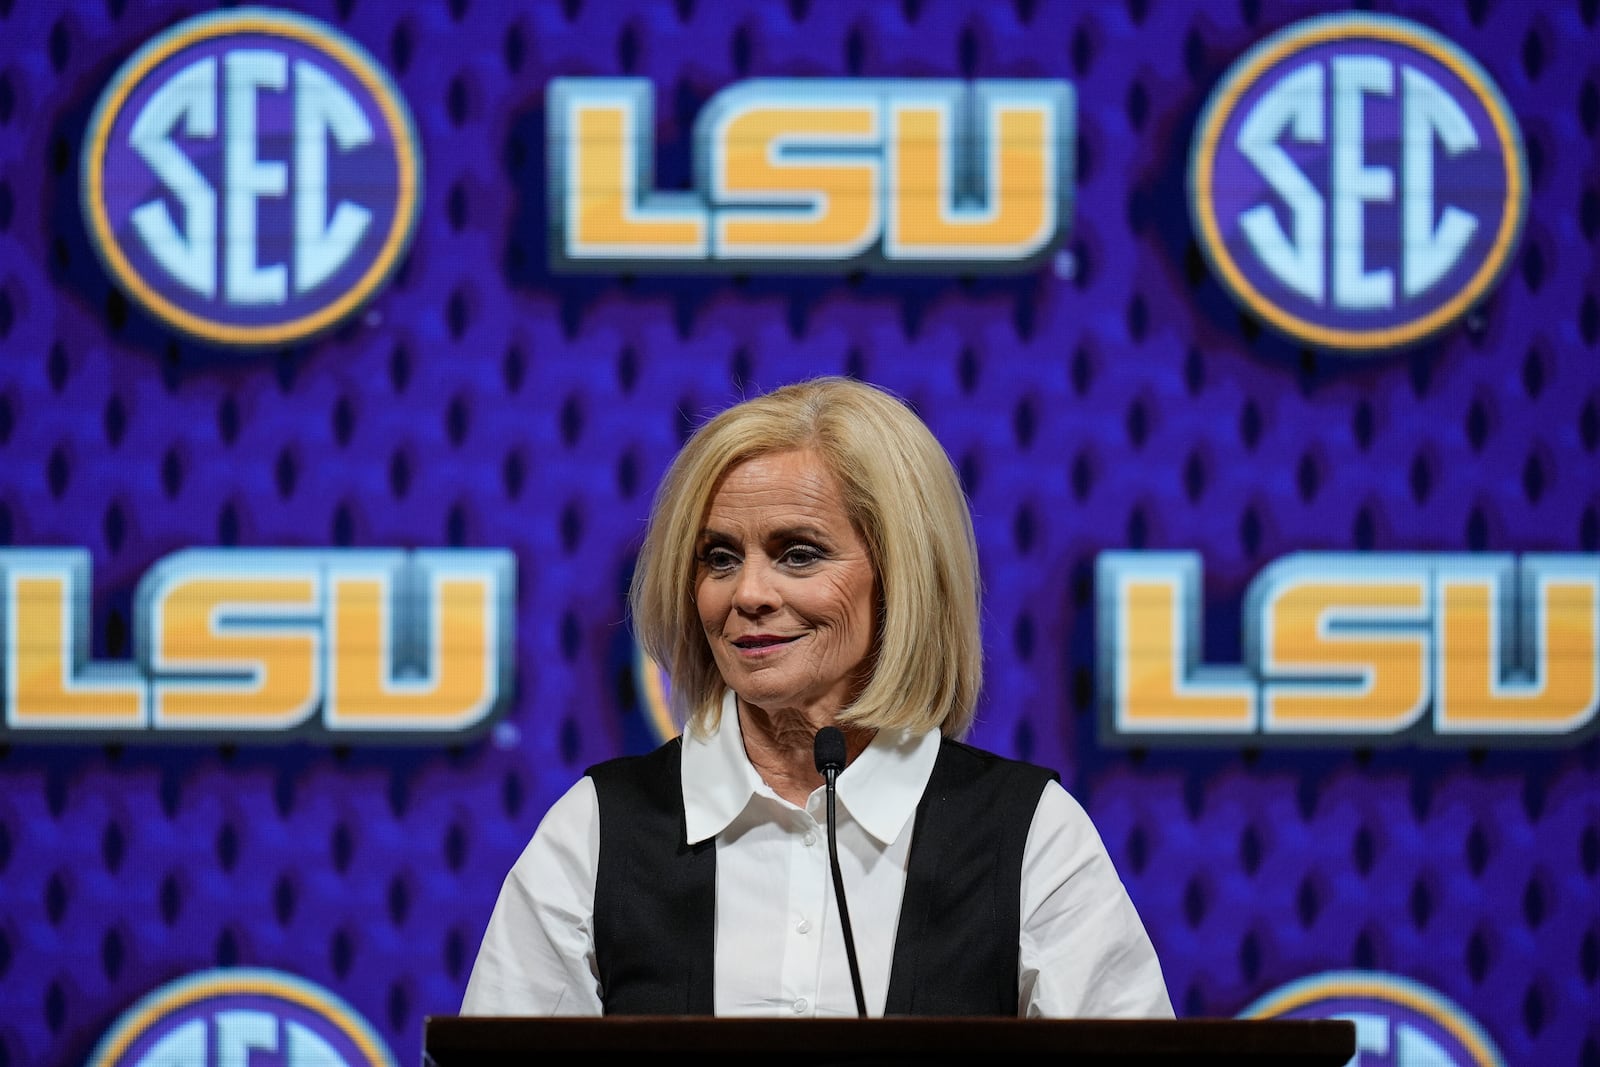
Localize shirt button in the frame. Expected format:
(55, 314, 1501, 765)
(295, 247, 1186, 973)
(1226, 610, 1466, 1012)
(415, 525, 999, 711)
(802, 832, 817, 846)
(796, 918, 811, 934)
(793, 998, 809, 1014)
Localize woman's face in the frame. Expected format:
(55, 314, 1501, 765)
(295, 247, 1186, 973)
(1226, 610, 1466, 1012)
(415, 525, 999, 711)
(695, 448, 877, 724)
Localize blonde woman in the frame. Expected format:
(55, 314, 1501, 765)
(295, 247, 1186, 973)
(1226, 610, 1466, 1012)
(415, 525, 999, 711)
(464, 377, 1170, 1019)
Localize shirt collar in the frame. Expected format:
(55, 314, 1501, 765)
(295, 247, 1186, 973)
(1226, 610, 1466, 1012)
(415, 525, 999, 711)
(681, 691, 765, 845)
(834, 722, 942, 845)
(681, 690, 942, 847)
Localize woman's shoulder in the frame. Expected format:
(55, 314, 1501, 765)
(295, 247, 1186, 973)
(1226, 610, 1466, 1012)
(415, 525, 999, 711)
(585, 734, 684, 779)
(583, 735, 688, 813)
(934, 736, 1062, 784)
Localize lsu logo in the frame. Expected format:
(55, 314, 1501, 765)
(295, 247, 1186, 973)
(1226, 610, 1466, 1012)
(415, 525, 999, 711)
(1242, 971, 1505, 1066)
(88, 968, 395, 1067)
(548, 78, 1073, 271)
(1189, 14, 1526, 352)
(1097, 552, 1599, 745)
(81, 8, 422, 346)
(0, 548, 513, 741)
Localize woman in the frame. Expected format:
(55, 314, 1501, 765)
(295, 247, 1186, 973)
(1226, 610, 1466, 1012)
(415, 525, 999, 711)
(462, 376, 1172, 1018)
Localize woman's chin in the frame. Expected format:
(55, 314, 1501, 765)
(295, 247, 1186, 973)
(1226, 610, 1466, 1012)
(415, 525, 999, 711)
(735, 686, 859, 727)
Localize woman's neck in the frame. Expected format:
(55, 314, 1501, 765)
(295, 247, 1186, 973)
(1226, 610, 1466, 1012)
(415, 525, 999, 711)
(736, 698, 874, 807)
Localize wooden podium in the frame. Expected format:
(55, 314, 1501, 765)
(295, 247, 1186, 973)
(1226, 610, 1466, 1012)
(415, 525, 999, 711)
(422, 1015, 1356, 1065)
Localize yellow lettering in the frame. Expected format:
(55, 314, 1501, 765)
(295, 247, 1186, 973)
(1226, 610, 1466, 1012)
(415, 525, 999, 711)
(327, 575, 495, 730)
(1437, 576, 1599, 733)
(1263, 581, 1428, 731)
(151, 576, 319, 729)
(1117, 578, 1255, 731)
(716, 105, 878, 256)
(8, 572, 144, 727)
(570, 103, 706, 255)
(891, 104, 1051, 255)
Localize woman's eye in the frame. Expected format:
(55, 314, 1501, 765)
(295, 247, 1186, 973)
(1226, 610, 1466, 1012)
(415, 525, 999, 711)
(702, 547, 739, 571)
(782, 545, 823, 567)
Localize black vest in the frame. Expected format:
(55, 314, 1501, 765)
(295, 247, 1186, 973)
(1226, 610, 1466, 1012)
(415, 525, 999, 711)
(587, 736, 1058, 1016)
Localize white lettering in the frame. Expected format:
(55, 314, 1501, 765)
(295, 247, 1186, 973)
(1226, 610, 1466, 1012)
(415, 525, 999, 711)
(294, 61, 373, 293)
(1331, 56, 1394, 310)
(216, 1009, 278, 1067)
(129, 57, 218, 297)
(1402, 67, 1479, 297)
(224, 50, 288, 304)
(1236, 63, 1325, 302)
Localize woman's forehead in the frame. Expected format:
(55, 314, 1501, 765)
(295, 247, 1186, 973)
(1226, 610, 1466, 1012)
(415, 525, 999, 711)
(704, 450, 849, 528)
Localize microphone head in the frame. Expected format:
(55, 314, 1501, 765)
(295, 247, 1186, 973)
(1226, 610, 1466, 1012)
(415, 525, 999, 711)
(813, 725, 847, 774)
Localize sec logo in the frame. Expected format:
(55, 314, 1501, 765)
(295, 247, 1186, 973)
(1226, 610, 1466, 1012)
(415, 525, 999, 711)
(81, 8, 422, 347)
(1189, 14, 1525, 352)
(1241, 970, 1505, 1067)
(86, 968, 395, 1067)
(633, 643, 678, 744)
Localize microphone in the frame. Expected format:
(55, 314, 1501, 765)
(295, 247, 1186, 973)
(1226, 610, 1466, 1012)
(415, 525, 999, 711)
(813, 726, 867, 1018)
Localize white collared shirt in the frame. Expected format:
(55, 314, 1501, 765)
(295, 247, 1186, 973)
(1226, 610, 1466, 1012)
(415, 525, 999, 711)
(461, 692, 1173, 1018)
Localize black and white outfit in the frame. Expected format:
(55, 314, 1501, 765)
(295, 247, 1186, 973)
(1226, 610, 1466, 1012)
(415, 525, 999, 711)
(463, 692, 1172, 1018)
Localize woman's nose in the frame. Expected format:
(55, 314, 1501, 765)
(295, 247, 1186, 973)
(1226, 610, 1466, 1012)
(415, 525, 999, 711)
(731, 560, 778, 613)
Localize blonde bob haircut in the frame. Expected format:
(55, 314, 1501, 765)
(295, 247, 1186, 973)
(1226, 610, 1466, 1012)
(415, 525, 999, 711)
(629, 376, 982, 740)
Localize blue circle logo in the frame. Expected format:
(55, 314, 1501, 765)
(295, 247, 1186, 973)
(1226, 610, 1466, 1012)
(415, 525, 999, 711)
(87, 968, 396, 1067)
(81, 8, 422, 347)
(1241, 970, 1506, 1066)
(1189, 14, 1525, 352)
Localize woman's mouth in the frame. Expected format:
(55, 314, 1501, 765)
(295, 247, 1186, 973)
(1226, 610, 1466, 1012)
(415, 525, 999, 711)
(732, 634, 802, 653)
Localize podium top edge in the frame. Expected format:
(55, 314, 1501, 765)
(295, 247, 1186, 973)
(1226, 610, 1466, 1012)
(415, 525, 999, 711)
(422, 1015, 1357, 1063)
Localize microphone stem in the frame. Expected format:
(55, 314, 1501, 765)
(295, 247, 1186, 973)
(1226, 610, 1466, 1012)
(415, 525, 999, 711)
(825, 768, 868, 1018)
